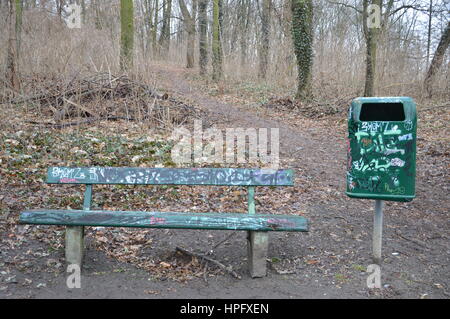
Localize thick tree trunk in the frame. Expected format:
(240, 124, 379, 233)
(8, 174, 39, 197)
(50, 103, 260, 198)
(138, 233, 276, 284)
(424, 21, 450, 98)
(198, 0, 208, 75)
(120, 0, 134, 71)
(291, 0, 313, 100)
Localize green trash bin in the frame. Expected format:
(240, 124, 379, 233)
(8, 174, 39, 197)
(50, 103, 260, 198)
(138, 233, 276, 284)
(346, 97, 417, 202)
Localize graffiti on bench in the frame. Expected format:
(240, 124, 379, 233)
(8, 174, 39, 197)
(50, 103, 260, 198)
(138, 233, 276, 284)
(48, 167, 294, 186)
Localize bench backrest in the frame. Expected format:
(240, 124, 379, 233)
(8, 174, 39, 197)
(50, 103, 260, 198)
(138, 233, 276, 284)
(47, 167, 294, 214)
(47, 167, 294, 186)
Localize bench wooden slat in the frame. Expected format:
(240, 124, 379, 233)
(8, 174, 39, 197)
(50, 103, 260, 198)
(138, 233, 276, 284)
(20, 210, 308, 232)
(46, 167, 294, 186)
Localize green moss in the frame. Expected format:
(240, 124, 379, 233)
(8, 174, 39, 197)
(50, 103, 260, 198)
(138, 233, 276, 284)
(120, 0, 134, 70)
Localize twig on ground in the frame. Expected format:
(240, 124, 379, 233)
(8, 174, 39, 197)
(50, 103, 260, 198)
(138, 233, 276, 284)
(176, 246, 241, 279)
(395, 231, 429, 250)
(208, 232, 237, 255)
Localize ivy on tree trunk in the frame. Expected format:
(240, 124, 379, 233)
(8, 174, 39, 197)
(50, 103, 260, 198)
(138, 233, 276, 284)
(291, 0, 313, 100)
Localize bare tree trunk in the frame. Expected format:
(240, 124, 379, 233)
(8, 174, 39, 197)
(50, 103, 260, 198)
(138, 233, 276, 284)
(5, 0, 20, 92)
(426, 0, 433, 70)
(143, 0, 153, 54)
(179, 0, 197, 68)
(93, 0, 102, 30)
(159, 0, 172, 56)
(56, 0, 64, 20)
(259, 0, 271, 79)
(198, 0, 208, 75)
(212, 0, 223, 81)
(424, 21, 450, 98)
(152, 0, 159, 54)
(189, 0, 197, 67)
(15, 0, 22, 54)
(239, 0, 250, 68)
(80, 0, 86, 24)
(363, 0, 381, 97)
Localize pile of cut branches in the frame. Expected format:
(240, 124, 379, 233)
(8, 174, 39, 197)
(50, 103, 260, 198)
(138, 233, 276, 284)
(4, 72, 205, 128)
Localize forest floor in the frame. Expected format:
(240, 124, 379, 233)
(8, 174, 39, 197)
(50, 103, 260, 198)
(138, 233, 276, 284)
(0, 63, 449, 299)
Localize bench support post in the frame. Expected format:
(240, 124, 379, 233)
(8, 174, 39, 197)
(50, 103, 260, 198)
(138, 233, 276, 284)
(66, 226, 85, 266)
(65, 184, 92, 268)
(246, 186, 268, 277)
(247, 231, 269, 278)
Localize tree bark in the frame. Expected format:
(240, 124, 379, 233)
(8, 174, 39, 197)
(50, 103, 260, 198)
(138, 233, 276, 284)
(159, 0, 172, 56)
(363, 0, 381, 97)
(424, 21, 450, 98)
(239, 0, 250, 68)
(259, 0, 271, 79)
(5, 0, 20, 91)
(178, 0, 197, 68)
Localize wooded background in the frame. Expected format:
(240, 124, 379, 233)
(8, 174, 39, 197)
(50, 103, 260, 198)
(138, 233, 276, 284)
(1, 0, 449, 104)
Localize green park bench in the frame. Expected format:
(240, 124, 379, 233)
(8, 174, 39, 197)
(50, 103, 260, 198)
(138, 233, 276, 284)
(19, 167, 308, 277)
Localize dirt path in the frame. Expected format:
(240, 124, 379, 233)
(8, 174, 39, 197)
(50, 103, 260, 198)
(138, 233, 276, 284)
(153, 64, 345, 189)
(2, 64, 448, 299)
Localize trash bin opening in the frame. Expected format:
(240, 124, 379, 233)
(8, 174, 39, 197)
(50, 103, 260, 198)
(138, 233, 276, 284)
(359, 103, 405, 122)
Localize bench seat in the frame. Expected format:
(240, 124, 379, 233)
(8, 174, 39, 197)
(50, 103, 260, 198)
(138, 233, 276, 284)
(20, 209, 308, 232)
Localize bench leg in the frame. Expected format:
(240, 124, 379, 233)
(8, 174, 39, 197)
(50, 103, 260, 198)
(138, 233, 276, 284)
(247, 231, 268, 278)
(65, 226, 85, 267)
